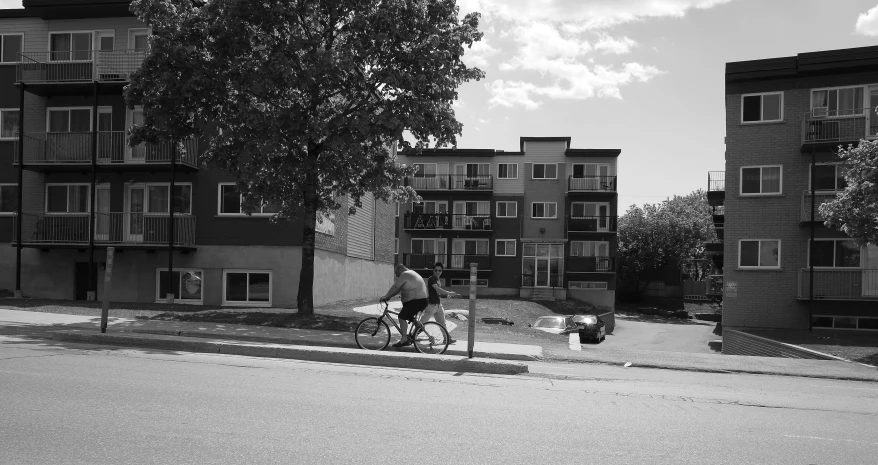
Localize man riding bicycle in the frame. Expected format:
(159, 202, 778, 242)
(380, 264, 429, 348)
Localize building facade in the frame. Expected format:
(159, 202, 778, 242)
(0, 1, 395, 307)
(721, 46, 878, 332)
(396, 137, 620, 310)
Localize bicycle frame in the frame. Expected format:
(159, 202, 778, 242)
(377, 302, 425, 338)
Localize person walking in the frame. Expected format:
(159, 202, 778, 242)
(420, 262, 459, 344)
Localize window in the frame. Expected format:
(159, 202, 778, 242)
(809, 239, 860, 268)
(147, 184, 192, 214)
(496, 239, 516, 256)
(811, 164, 848, 191)
(47, 108, 92, 133)
(450, 278, 488, 287)
(531, 202, 557, 219)
(571, 241, 609, 257)
(572, 163, 610, 179)
(738, 239, 780, 269)
(0, 109, 19, 139)
(0, 184, 18, 214)
(49, 32, 93, 61)
(498, 163, 518, 179)
(741, 165, 782, 195)
(571, 202, 609, 218)
(223, 270, 272, 306)
(813, 316, 878, 331)
(1, 34, 22, 62)
(413, 200, 448, 214)
(46, 184, 89, 213)
(457, 163, 489, 177)
(741, 92, 783, 123)
(532, 163, 557, 179)
(218, 183, 279, 216)
(811, 87, 864, 117)
(569, 281, 608, 290)
(496, 201, 517, 218)
(129, 28, 149, 50)
(413, 163, 437, 178)
(156, 269, 203, 303)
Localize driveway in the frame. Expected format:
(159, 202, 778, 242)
(585, 315, 721, 354)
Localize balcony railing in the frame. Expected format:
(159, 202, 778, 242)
(800, 190, 839, 223)
(16, 132, 198, 167)
(801, 108, 877, 146)
(521, 274, 564, 287)
(13, 212, 196, 247)
(16, 49, 147, 83)
(568, 176, 616, 192)
(403, 175, 493, 191)
(798, 269, 878, 301)
(708, 171, 725, 192)
(402, 253, 491, 270)
(567, 215, 618, 233)
(403, 213, 492, 231)
(567, 256, 615, 273)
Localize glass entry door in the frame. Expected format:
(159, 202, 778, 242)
(126, 185, 145, 242)
(535, 258, 549, 287)
(869, 86, 878, 138)
(127, 106, 145, 162)
(863, 244, 878, 297)
(94, 184, 110, 241)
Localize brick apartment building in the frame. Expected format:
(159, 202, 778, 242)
(0, 0, 395, 307)
(717, 45, 878, 333)
(395, 137, 620, 310)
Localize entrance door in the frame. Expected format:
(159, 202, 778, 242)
(863, 244, 878, 297)
(94, 184, 110, 241)
(74, 262, 98, 301)
(97, 108, 113, 163)
(869, 86, 878, 138)
(127, 106, 145, 162)
(126, 185, 145, 242)
(535, 258, 549, 287)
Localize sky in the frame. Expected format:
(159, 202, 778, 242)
(2, 0, 878, 209)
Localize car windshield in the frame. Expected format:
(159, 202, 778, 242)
(576, 315, 597, 324)
(535, 318, 564, 328)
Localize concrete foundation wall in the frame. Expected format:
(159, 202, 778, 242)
(312, 249, 393, 306)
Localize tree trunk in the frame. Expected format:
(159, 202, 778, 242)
(297, 170, 318, 315)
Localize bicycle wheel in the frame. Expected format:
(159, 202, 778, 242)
(355, 317, 391, 350)
(412, 322, 449, 355)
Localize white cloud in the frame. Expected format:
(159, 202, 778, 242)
(487, 80, 542, 110)
(855, 5, 878, 36)
(594, 35, 638, 54)
(463, 37, 500, 69)
(0, 0, 22, 7)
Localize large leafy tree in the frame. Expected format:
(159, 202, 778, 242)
(820, 140, 878, 246)
(125, 0, 484, 314)
(617, 190, 717, 298)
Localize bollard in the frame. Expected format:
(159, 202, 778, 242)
(468, 263, 477, 358)
(100, 247, 115, 333)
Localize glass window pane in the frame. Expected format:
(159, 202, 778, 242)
(2, 35, 22, 63)
(811, 241, 834, 267)
(811, 316, 833, 328)
(547, 164, 557, 178)
(134, 33, 148, 50)
(762, 94, 781, 120)
(49, 110, 69, 133)
(71, 185, 88, 212)
(835, 317, 857, 329)
(248, 273, 270, 302)
(742, 95, 761, 121)
(225, 272, 248, 302)
(158, 271, 181, 300)
(46, 186, 67, 212)
(740, 241, 759, 266)
(534, 164, 544, 178)
(537, 244, 549, 256)
(261, 201, 281, 214)
(0, 185, 17, 212)
(759, 240, 779, 267)
(174, 185, 191, 214)
(523, 244, 535, 257)
(812, 90, 827, 108)
(859, 318, 878, 330)
(510, 164, 517, 178)
(148, 185, 169, 213)
(70, 109, 91, 132)
(551, 244, 563, 257)
(1, 110, 19, 138)
(741, 168, 761, 194)
(761, 167, 781, 193)
(72, 33, 92, 60)
(813, 165, 836, 190)
(180, 271, 202, 300)
(573, 165, 584, 178)
(221, 185, 241, 214)
(50, 33, 71, 54)
(548, 203, 556, 217)
(836, 240, 860, 267)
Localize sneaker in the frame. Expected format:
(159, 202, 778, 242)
(448, 338, 458, 344)
(392, 339, 412, 348)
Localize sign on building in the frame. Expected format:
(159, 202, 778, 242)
(725, 281, 737, 298)
(316, 212, 335, 236)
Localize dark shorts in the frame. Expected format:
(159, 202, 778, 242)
(399, 298, 429, 322)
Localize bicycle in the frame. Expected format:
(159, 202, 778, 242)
(355, 301, 450, 354)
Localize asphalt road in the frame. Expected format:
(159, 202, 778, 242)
(2, 330, 877, 465)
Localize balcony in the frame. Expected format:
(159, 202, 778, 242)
(568, 176, 616, 193)
(403, 213, 492, 232)
(567, 215, 617, 233)
(13, 212, 196, 248)
(17, 49, 146, 85)
(402, 253, 491, 271)
(800, 190, 839, 223)
(567, 256, 615, 273)
(707, 171, 725, 207)
(403, 175, 493, 192)
(14, 133, 198, 171)
(798, 269, 878, 301)
(800, 109, 877, 153)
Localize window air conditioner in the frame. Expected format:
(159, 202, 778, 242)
(812, 107, 828, 118)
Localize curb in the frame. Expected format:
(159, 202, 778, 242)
(123, 328, 542, 362)
(51, 330, 529, 375)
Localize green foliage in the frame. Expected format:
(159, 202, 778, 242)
(819, 140, 878, 246)
(617, 190, 717, 298)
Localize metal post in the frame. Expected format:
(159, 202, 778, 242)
(14, 84, 24, 298)
(467, 262, 477, 358)
(88, 81, 98, 301)
(166, 142, 176, 304)
(809, 146, 816, 332)
(100, 247, 115, 333)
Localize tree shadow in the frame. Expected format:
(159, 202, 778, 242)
(146, 311, 362, 332)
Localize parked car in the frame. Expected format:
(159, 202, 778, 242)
(530, 316, 576, 335)
(573, 314, 606, 343)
